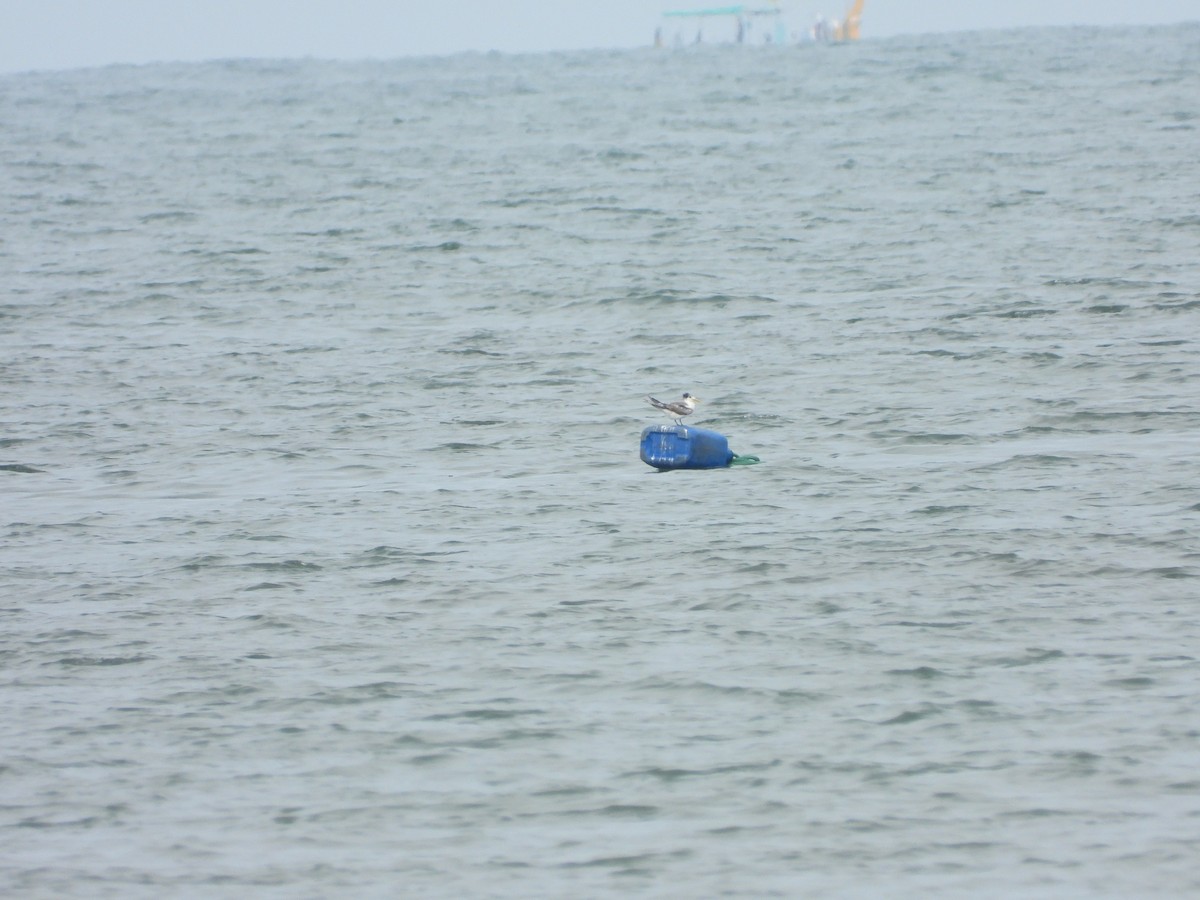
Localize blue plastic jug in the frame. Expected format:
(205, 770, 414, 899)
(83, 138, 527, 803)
(640, 424, 735, 470)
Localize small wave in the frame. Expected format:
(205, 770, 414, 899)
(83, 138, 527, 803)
(993, 306, 1057, 319)
(424, 707, 542, 721)
(887, 666, 949, 679)
(56, 655, 152, 666)
(970, 454, 1079, 471)
(896, 432, 976, 444)
(440, 347, 504, 357)
(1152, 297, 1200, 311)
(992, 648, 1066, 667)
(562, 804, 660, 819)
(1043, 276, 1161, 289)
(1142, 566, 1196, 579)
(600, 289, 777, 307)
(1105, 676, 1156, 688)
(880, 705, 943, 725)
(139, 210, 197, 223)
(241, 560, 322, 572)
(622, 760, 780, 781)
(560, 850, 687, 871)
(0, 463, 43, 473)
(428, 441, 498, 451)
(408, 240, 463, 252)
(1157, 214, 1200, 228)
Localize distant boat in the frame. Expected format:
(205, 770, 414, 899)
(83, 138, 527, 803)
(657, 0, 864, 46)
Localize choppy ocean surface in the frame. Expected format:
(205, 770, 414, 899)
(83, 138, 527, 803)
(3, 23, 1200, 897)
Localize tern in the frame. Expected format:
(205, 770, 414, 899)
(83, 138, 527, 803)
(647, 392, 700, 425)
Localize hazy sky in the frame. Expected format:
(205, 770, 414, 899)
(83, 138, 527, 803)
(3, 1, 1197, 73)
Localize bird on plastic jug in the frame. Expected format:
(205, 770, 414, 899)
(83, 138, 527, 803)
(647, 392, 700, 425)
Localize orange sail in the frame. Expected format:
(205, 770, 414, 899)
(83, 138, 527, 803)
(842, 0, 864, 40)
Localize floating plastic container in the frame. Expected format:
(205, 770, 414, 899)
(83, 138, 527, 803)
(640, 424, 735, 470)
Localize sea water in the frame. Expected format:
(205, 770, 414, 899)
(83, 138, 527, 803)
(2, 24, 1199, 897)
